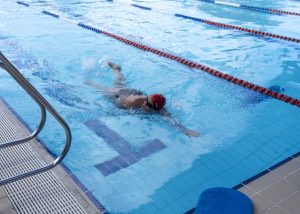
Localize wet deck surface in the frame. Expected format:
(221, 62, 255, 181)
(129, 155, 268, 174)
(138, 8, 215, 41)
(0, 100, 100, 214)
(239, 155, 300, 214)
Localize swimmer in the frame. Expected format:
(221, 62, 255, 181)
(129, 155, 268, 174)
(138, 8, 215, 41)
(85, 62, 200, 137)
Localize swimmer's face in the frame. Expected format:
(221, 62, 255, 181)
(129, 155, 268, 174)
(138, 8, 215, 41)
(142, 96, 158, 112)
(142, 100, 153, 112)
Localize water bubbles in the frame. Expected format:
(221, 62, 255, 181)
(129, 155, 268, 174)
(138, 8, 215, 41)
(81, 57, 97, 71)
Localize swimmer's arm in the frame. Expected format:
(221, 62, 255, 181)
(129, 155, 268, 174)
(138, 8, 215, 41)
(160, 109, 200, 137)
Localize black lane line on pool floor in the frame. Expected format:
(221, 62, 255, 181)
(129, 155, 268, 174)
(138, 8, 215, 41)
(85, 120, 166, 176)
(16, 1, 300, 110)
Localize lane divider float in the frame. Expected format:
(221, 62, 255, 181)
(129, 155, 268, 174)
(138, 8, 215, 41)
(42, 10, 59, 18)
(129, 3, 300, 44)
(16, 1, 300, 108)
(199, 0, 300, 17)
(175, 13, 300, 43)
(17, 1, 29, 7)
(131, 4, 151, 11)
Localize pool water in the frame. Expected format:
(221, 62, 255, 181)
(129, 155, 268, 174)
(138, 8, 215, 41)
(0, 0, 300, 213)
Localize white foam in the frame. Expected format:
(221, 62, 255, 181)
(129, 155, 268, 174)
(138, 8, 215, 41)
(215, 1, 240, 8)
(81, 57, 97, 71)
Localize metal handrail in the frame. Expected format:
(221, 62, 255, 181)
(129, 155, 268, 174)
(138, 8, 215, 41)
(0, 51, 71, 185)
(0, 57, 46, 148)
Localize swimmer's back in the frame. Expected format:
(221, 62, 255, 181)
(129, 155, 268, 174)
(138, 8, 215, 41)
(112, 88, 145, 108)
(116, 88, 144, 97)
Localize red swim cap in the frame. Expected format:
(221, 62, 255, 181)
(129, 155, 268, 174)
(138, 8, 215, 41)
(149, 94, 166, 110)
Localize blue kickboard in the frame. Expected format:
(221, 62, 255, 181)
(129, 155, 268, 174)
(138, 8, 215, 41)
(195, 187, 253, 214)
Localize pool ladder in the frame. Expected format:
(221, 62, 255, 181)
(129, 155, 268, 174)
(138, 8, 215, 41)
(0, 51, 71, 185)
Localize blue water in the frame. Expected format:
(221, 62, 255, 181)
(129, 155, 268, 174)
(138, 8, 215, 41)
(0, 0, 300, 213)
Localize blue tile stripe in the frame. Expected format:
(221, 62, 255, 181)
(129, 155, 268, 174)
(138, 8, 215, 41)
(95, 139, 166, 176)
(84, 120, 132, 154)
(0, 98, 108, 213)
(85, 119, 166, 176)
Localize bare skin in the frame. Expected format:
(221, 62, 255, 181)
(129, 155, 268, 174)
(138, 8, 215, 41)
(85, 62, 200, 137)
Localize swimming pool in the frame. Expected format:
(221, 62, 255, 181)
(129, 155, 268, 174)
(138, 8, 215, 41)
(0, 0, 300, 213)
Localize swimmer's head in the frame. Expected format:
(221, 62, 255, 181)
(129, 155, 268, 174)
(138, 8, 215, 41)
(146, 94, 166, 111)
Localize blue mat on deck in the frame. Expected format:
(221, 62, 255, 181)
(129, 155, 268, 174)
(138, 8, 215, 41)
(195, 187, 253, 214)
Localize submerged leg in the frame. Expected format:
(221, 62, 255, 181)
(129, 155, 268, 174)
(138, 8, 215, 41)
(85, 80, 120, 97)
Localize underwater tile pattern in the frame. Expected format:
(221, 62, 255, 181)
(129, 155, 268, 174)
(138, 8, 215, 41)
(85, 119, 166, 176)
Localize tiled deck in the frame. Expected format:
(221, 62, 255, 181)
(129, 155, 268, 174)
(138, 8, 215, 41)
(239, 156, 300, 214)
(0, 100, 100, 214)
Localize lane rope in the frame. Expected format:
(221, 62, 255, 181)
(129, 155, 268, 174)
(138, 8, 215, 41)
(175, 13, 300, 43)
(117, 2, 300, 44)
(16, 1, 300, 108)
(17, 1, 29, 7)
(131, 4, 151, 11)
(42, 10, 59, 18)
(199, 0, 300, 17)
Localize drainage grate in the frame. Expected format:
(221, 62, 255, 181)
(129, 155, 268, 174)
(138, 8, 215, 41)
(0, 109, 87, 214)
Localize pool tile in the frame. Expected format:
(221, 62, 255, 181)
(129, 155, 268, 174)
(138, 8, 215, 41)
(204, 159, 224, 174)
(164, 182, 185, 200)
(278, 190, 300, 214)
(246, 171, 281, 192)
(226, 166, 248, 182)
(264, 205, 289, 214)
(141, 203, 159, 214)
(166, 199, 188, 214)
(178, 194, 194, 211)
(271, 158, 300, 176)
(285, 169, 300, 188)
(84, 119, 131, 153)
(161, 186, 175, 202)
(113, 155, 131, 168)
(152, 194, 168, 211)
(211, 155, 230, 170)
(238, 185, 256, 197)
(134, 139, 166, 159)
(182, 172, 201, 189)
(260, 179, 299, 204)
(89, 119, 167, 176)
(251, 194, 274, 213)
(121, 152, 139, 164)
(104, 162, 121, 176)
(218, 173, 239, 187)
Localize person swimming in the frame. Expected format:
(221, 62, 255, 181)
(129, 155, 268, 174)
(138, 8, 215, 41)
(85, 62, 200, 137)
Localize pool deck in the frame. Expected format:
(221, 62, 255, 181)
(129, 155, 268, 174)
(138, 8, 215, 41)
(0, 100, 100, 214)
(239, 155, 300, 214)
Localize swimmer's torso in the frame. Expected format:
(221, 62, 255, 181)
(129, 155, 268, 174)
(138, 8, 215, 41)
(113, 88, 145, 108)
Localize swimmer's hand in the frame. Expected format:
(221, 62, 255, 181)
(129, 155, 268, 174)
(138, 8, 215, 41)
(108, 62, 121, 72)
(184, 129, 200, 137)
